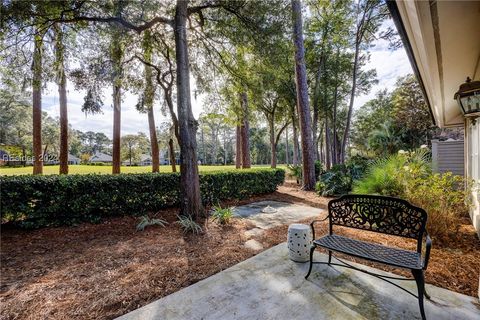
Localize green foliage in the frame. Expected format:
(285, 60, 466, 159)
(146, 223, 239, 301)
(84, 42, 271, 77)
(404, 172, 472, 240)
(316, 165, 351, 196)
(121, 132, 150, 164)
(315, 162, 363, 197)
(286, 164, 302, 182)
(200, 169, 285, 204)
(352, 149, 431, 196)
(287, 161, 323, 184)
(352, 149, 472, 240)
(352, 155, 406, 196)
(210, 204, 234, 225)
(177, 215, 203, 234)
(136, 215, 168, 231)
(345, 155, 370, 178)
(1, 169, 285, 228)
(353, 75, 440, 156)
(85, 162, 107, 166)
(315, 156, 370, 197)
(367, 122, 405, 156)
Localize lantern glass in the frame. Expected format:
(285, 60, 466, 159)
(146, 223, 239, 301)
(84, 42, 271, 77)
(460, 92, 480, 114)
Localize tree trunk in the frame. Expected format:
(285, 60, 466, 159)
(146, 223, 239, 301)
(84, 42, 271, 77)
(174, 0, 202, 218)
(239, 92, 251, 168)
(211, 126, 218, 164)
(235, 124, 241, 168)
(55, 25, 68, 174)
(285, 126, 289, 165)
(112, 85, 121, 174)
(147, 108, 159, 172)
(292, 115, 299, 166)
(325, 116, 331, 170)
(43, 144, 48, 160)
(341, 42, 360, 163)
(143, 30, 159, 173)
(312, 67, 322, 162)
(223, 127, 227, 165)
(201, 126, 206, 164)
(318, 122, 324, 163)
(269, 120, 276, 168)
(129, 145, 132, 166)
(291, 0, 316, 190)
(111, 3, 124, 174)
(332, 86, 338, 165)
(32, 30, 43, 175)
(169, 138, 177, 172)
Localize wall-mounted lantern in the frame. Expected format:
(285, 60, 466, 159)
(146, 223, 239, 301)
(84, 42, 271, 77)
(454, 77, 480, 124)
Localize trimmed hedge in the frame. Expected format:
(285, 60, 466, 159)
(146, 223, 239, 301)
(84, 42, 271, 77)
(0, 169, 284, 228)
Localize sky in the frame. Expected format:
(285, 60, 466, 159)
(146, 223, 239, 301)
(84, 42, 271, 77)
(42, 20, 413, 139)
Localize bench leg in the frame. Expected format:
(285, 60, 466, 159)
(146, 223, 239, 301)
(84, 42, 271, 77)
(305, 246, 315, 279)
(328, 250, 332, 265)
(412, 269, 427, 320)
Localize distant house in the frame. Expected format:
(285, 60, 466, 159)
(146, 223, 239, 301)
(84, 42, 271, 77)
(137, 150, 170, 166)
(139, 154, 152, 166)
(68, 154, 81, 165)
(90, 152, 113, 163)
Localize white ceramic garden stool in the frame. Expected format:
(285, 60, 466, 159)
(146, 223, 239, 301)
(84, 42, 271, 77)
(287, 224, 312, 262)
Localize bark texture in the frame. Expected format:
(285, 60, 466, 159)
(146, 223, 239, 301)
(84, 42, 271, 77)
(147, 108, 159, 172)
(169, 138, 177, 172)
(239, 92, 251, 168)
(111, 5, 124, 174)
(112, 86, 121, 174)
(174, 0, 202, 218)
(32, 30, 43, 175)
(291, 0, 316, 189)
(291, 107, 300, 166)
(285, 126, 289, 165)
(143, 30, 160, 173)
(55, 25, 69, 174)
(235, 124, 241, 168)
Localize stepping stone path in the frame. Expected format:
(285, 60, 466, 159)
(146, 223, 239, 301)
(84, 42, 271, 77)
(234, 201, 324, 249)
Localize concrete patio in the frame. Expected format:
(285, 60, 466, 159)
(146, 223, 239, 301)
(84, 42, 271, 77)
(118, 243, 479, 320)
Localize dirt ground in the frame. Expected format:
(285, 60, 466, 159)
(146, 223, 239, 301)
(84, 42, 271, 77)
(1, 182, 479, 320)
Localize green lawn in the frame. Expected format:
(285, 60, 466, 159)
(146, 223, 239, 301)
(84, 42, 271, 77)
(0, 164, 285, 176)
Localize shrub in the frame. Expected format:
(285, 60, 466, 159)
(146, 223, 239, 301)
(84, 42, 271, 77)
(345, 155, 371, 178)
(316, 165, 352, 196)
(404, 172, 472, 241)
(352, 155, 406, 196)
(286, 164, 302, 183)
(1, 168, 284, 228)
(136, 215, 168, 231)
(210, 204, 234, 225)
(315, 159, 369, 197)
(353, 149, 472, 241)
(177, 214, 203, 234)
(287, 161, 323, 184)
(352, 149, 431, 197)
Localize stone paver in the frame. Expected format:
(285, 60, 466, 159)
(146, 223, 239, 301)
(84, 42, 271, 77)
(244, 239, 264, 251)
(234, 200, 324, 230)
(118, 243, 479, 320)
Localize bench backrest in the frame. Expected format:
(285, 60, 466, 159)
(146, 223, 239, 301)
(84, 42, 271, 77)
(328, 194, 427, 240)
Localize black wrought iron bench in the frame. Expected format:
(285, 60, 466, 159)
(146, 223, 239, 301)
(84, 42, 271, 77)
(305, 194, 432, 320)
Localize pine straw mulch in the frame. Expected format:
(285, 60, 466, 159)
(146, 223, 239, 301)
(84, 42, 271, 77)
(1, 181, 479, 320)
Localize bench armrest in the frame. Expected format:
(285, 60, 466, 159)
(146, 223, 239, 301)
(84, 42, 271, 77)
(423, 231, 432, 270)
(310, 215, 329, 240)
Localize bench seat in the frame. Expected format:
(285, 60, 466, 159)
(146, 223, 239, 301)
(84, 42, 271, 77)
(314, 234, 423, 270)
(306, 195, 431, 319)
